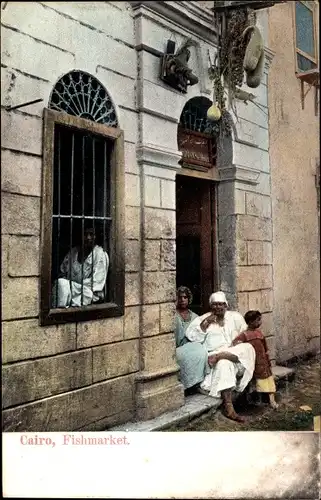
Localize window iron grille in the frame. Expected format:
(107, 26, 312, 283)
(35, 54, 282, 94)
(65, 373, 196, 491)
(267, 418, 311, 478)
(49, 70, 118, 127)
(179, 97, 221, 136)
(178, 97, 218, 171)
(47, 71, 119, 314)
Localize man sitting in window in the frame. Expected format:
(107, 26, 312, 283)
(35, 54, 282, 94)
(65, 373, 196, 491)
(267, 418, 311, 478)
(52, 227, 109, 308)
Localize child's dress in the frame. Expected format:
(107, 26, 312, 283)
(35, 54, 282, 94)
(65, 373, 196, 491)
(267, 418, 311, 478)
(233, 329, 276, 393)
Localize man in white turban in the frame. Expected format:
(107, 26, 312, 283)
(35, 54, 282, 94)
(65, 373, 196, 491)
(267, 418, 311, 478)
(185, 291, 255, 422)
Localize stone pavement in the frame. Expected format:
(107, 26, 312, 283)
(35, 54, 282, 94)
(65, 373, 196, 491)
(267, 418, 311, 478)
(110, 365, 296, 432)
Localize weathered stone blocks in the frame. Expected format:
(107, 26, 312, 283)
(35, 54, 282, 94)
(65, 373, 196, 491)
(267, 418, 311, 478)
(2, 350, 92, 408)
(235, 240, 248, 265)
(1, 149, 42, 196)
(248, 289, 273, 313)
(2, 193, 40, 236)
(135, 376, 184, 421)
(8, 236, 39, 276)
(144, 176, 161, 208)
(92, 339, 139, 383)
(125, 239, 141, 272)
(237, 215, 272, 241)
(125, 173, 140, 207)
(142, 304, 160, 337)
(247, 241, 272, 265)
(1, 27, 75, 90)
(125, 206, 140, 240)
(237, 265, 273, 291)
(246, 192, 272, 218)
(2, 374, 135, 431)
(124, 306, 140, 339)
(77, 317, 124, 348)
(161, 179, 176, 210)
(140, 333, 177, 373)
(143, 271, 176, 303)
(160, 302, 176, 333)
(124, 141, 138, 175)
(261, 312, 273, 337)
(144, 240, 161, 271)
(237, 292, 249, 316)
(125, 272, 140, 306)
(144, 208, 176, 239)
(160, 240, 176, 270)
(2, 277, 38, 320)
(2, 320, 76, 363)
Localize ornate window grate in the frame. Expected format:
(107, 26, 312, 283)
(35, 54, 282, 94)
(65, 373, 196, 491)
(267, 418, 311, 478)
(179, 97, 220, 136)
(49, 71, 118, 127)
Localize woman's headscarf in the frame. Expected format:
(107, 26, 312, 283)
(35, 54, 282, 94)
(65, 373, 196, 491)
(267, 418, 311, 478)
(176, 286, 193, 305)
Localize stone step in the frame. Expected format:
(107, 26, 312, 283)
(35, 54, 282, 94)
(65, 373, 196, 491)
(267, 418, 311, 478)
(109, 365, 296, 432)
(109, 393, 221, 432)
(272, 365, 296, 381)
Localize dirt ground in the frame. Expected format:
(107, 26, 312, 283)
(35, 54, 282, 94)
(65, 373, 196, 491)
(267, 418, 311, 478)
(165, 356, 320, 432)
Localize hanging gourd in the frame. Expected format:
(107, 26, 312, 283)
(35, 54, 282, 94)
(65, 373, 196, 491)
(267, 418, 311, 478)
(207, 101, 221, 122)
(207, 66, 223, 122)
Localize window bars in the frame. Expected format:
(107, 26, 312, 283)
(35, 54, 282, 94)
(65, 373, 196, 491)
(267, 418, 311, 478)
(49, 71, 117, 309)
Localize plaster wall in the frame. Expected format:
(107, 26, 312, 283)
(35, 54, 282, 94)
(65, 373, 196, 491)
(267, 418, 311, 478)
(268, 1, 320, 361)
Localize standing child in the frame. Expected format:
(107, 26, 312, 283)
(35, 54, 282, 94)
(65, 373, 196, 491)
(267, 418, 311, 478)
(232, 310, 278, 409)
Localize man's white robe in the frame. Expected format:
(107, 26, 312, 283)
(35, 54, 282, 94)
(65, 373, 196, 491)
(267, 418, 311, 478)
(52, 245, 109, 308)
(185, 310, 255, 398)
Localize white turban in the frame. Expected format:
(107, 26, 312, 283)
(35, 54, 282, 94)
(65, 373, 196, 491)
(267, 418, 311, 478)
(209, 291, 228, 305)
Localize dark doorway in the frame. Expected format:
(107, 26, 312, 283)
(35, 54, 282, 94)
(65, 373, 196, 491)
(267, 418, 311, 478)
(176, 175, 217, 316)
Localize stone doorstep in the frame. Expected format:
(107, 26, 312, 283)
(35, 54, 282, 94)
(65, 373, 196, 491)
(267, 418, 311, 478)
(109, 365, 295, 432)
(110, 393, 222, 432)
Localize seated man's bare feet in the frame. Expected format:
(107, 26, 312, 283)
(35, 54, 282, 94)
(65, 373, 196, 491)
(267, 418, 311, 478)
(223, 402, 246, 423)
(223, 409, 246, 423)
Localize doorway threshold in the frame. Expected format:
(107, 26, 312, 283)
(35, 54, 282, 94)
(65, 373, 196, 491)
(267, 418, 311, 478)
(108, 365, 295, 432)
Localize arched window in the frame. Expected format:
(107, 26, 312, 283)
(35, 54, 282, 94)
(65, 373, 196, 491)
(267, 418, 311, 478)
(40, 71, 124, 325)
(49, 70, 118, 126)
(177, 96, 219, 172)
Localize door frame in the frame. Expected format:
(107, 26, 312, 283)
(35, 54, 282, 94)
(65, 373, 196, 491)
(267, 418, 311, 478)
(175, 171, 219, 314)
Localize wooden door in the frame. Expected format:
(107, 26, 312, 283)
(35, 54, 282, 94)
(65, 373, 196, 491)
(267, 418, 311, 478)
(176, 175, 217, 316)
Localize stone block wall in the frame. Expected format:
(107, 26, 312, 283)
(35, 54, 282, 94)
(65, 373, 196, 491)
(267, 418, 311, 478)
(217, 11, 276, 364)
(130, 0, 218, 419)
(1, 1, 142, 431)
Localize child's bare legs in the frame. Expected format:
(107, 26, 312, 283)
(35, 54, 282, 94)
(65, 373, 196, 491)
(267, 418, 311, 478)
(254, 393, 263, 406)
(269, 393, 278, 409)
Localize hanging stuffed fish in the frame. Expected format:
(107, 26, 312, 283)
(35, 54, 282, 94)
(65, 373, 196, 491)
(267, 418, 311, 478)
(242, 25, 265, 89)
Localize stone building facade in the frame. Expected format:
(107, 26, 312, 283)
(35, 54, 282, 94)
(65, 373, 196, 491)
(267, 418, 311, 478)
(1, 1, 310, 432)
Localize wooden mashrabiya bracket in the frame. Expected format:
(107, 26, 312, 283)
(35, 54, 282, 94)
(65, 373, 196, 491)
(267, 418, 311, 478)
(296, 68, 320, 116)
